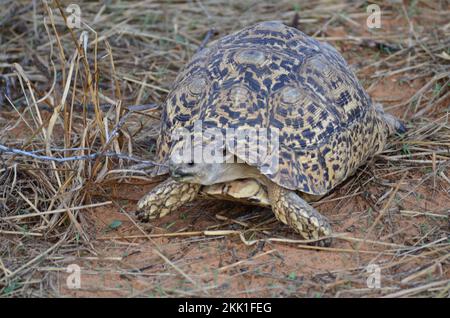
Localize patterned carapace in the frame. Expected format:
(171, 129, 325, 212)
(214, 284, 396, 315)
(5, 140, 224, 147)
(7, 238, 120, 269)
(154, 21, 389, 195)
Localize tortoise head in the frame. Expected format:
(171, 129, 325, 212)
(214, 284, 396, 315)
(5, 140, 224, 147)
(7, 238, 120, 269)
(167, 138, 260, 185)
(374, 103, 407, 136)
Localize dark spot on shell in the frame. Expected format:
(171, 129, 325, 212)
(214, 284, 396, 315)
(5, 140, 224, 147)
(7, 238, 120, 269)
(336, 91, 352, 107)
(244, 72, 261, 91)
(302, 128, 315, 142)
(307, 103, 317, 114)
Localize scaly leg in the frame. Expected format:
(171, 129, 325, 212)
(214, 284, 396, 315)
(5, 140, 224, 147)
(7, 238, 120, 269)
(136, 178, 201, 221)
(267, 182, 332, 247)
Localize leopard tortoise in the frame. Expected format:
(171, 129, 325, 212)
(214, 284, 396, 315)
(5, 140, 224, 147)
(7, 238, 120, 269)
(136, 21, 405, 246)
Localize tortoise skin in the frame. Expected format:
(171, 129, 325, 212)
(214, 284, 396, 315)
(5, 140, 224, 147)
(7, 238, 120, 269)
(154, 21, 388, 195)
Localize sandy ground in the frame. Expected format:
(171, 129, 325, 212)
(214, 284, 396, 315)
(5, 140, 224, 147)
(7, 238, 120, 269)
(0, 1, 448, 298)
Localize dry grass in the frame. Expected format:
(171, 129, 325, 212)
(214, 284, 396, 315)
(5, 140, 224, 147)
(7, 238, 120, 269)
(0, 0, 449, 297)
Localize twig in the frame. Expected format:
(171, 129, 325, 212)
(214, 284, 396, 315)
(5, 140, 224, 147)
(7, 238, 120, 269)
(0, 201, 112, 221)
(382, 279, 450, 298)
(0, 144, 163, 166)
(0, 233, 67, 283)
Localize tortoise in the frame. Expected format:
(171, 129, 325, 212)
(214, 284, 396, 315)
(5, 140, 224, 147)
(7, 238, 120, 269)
(135, 21, 405, 246)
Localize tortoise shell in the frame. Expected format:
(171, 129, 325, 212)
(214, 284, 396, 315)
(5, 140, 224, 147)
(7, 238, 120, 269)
(154, 21, 387, 195)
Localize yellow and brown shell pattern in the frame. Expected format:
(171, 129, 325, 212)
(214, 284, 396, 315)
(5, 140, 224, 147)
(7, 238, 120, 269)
(155, 21, 388, 195)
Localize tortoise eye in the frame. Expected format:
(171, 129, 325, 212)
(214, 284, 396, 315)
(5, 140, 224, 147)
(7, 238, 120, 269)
(187, 77, 207, 95)
(280, 86, 302, 104)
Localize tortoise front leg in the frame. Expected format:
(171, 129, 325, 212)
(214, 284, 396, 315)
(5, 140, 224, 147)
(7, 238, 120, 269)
(267, 183, 332, 247)
(136, 178, 201, 221)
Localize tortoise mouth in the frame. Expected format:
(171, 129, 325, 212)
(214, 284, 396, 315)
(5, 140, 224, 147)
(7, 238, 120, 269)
(170, 167, 195, 181)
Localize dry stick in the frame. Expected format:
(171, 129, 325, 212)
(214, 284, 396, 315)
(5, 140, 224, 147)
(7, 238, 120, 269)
(97, 230, 402, 253)
(337, 236, 405, 248)
(313, 191, 363, 204)
(380, 246, 450, 272)
(0, 233, 67, 283)
(215, 186, 408, 251)
(440, 171, 450, 187)
(46, 51, 76, 143)
(196, 28, 216, 54)
(218, 249, 276, 272)
(17, 191, 50, 226)
(0, 201, 112, 221)
(400, 261, 443, 284)
(437, 282, 450, 298)
(399, 237, 448, 257)
(389, 73, 449, 112)
(43, 0, 66, 86)
(382, 279, 450, 298)
(122, 76, 170, 93)
(32, 5, 158, 178)
(116, 204, 208, 295)
(401, 3, 436, 64)
(215, 212, 340, 246)
(54, 0, 105, 143)
(14, 60, 64, 191)
(60, 199, 90, 242)
(0, 144, 162, 166)
(4, 95, 34, 133)
(3, 95, 63, 171)
(152, 248, 202, 289)
(13, 63, 47, 140)
(0, 230, 42, 237)
(358, 172, 408, 251)
(128, 280, 219, 299)
(400, 210, 448, 218)
(0, 257, 12, 277)
(239, 236, 397, 256)
(98, 230, 226, 240)
(36, 20, 58, 105)
(46, 51, 78, 190)
(414, 90, 450, 118)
